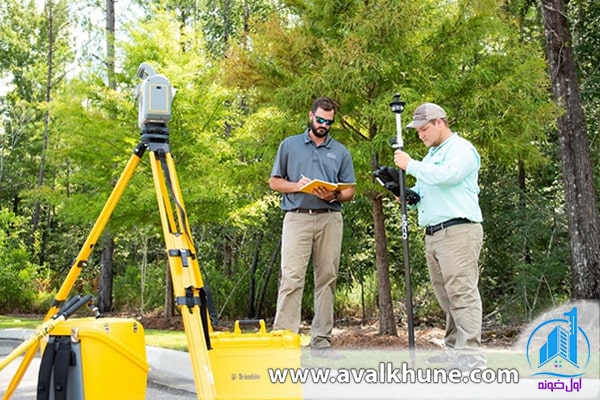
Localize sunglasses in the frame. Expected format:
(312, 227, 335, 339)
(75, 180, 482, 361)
(313, 114, 335, 126)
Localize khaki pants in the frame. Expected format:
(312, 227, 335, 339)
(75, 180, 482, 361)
(425, 223, 484, 360)
(273, 211, 343, 348)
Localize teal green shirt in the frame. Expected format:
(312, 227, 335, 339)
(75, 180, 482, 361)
(406, 133, 482, 227)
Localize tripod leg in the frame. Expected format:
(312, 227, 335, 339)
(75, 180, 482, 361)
(148, 150, 216, 400)
(2, 145, 145, 400)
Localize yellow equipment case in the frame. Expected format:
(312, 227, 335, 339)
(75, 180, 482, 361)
(38, 317, 148, 400)
(208, 320, 302, 400)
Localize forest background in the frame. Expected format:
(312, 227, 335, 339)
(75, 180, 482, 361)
(0, 0, 598, 337)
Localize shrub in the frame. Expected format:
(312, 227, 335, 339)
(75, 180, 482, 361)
(0, 209, 39, 313)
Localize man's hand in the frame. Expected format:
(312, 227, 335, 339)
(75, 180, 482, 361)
(296, 176, 336, 201)
(394, 150, 412, 171)
(394, 189, 420, 206)
(312, 185, 337, 202)
(296, 175, 312, 191)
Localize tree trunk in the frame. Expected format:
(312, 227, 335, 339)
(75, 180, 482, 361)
(248, 232, 263, 317)
(97, 0, 118, 314)
(105, 0, 116, 89)
(371, 194, 397, 335)
(223, 238, 233, 276)
(165, 258, 174, 317)
(256, 237, 281, 319)
(540, 0, 600, 299)
(518, 159, 532, 264)
(98, 234, 114, 312)
(32, 2, 56, 253)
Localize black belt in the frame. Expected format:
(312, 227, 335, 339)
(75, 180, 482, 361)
(425, 218, 473, 235)
(288, 208, 338, 214)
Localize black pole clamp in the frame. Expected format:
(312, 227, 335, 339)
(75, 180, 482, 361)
(168, 248, 195, 267)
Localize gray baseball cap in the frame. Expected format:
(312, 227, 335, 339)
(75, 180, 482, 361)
(406, 103, 447, 129)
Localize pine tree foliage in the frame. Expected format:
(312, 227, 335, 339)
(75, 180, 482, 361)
(0, 0, 596, 324)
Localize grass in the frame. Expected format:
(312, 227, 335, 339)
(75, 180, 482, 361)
(145, 326, 309, 351)
(0, 315, 191, 352)
(144, 329, 188, 351)
(0, 315, 42, 329)
(144, 329, 313, 352)
(0, 315, 310, 352)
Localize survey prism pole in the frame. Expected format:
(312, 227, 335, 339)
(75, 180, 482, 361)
(389, 93, 416, 366)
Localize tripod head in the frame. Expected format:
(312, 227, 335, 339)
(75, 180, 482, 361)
(136, 62, 174, 134)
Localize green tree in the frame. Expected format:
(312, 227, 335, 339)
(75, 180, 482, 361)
(539, 0, 600, 299)
(0, 208, 39, 313)
(0, 0, 73, 268)
(571, 0, 600, 180)
(32, 0, 73, 264)
(0, 0, 46, 215)
(2, 0, 590, 328)
(221, 0, 556, 333)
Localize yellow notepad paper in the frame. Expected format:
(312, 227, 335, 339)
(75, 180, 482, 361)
(299, 179, 355, 194)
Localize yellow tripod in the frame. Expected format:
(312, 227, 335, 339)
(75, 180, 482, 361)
(2, 124, 216, 400)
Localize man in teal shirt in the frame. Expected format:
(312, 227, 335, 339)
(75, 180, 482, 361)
(394, 102, 485, 373)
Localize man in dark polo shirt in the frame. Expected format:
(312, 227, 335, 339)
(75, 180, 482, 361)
(270, 96, 355, 359)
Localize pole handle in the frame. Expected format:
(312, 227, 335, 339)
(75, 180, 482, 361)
(57, 294, 93, 320)
(0, 294, 92, 373)
(389, 93, 406, 148)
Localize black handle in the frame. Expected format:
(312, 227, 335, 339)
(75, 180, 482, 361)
(234, 319, 266, 333)
(57, 294, 93, 320)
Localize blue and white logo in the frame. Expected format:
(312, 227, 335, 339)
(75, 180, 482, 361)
(526, 307, 591, 378)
